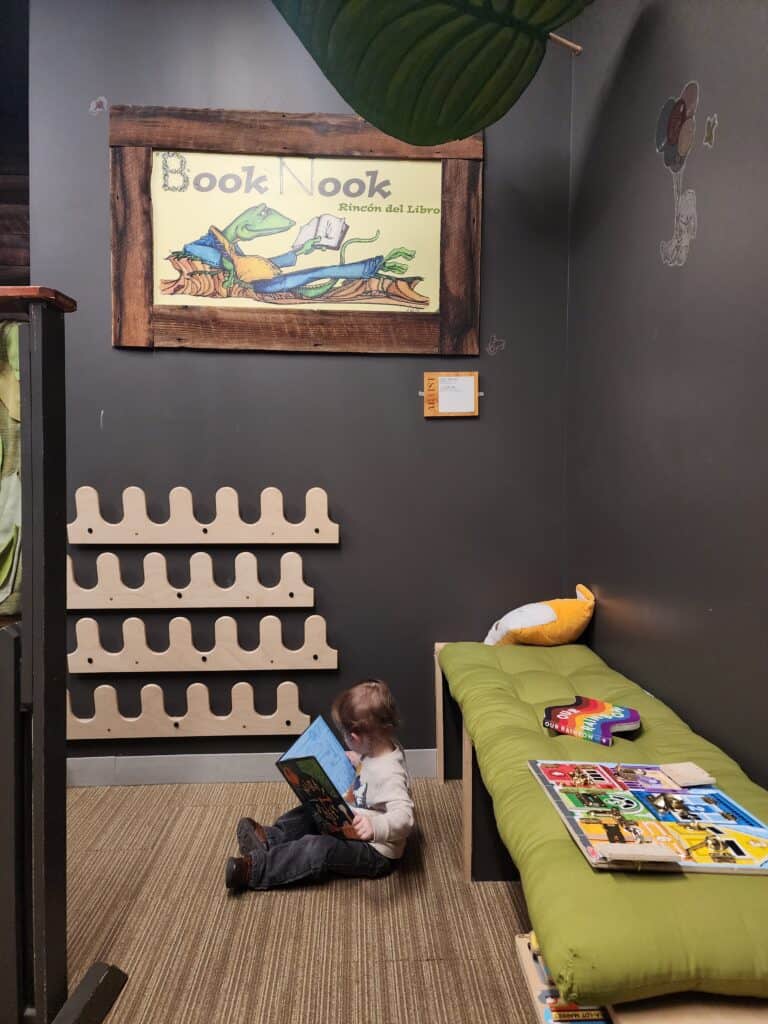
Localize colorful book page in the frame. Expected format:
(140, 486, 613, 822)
(665, 823, 768, 869)
(608, 764, 681, 791)
(635, 788, 765, 828)
(529, 760, 768, 874)
(539, 762, 626, 791)
(559, 788, 653, 821)
(579, 817, 688, 857)
(277, 755, 356, 838)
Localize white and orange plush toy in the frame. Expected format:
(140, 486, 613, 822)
(484, 584, 595, 646)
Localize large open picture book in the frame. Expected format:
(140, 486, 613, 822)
(530, 760, 768, 874)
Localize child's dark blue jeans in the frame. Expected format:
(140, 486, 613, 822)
(246, 804, 396, 890)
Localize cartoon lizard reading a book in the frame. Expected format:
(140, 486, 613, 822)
(177, 202, 421, 299)
(177, 203, 423, 302)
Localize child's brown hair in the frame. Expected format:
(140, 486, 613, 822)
(331, 679, 400, 739)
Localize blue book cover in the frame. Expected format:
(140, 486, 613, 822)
(276, 716, 359, 837)
(280, 715, 356, 795)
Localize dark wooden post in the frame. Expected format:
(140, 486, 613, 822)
(0, 623, 23, 1022)
(0, 287, 126, 1024)
(22, 299, 69, 1019)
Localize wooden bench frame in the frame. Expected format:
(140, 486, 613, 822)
(434, 642, 518, 883)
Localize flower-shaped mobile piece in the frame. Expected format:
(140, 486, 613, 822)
(656, 81, 699, 173)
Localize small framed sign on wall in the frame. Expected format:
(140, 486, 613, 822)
(110, 106, 483, 354)
(423, 371, 480, 417)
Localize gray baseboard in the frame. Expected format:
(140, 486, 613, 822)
(67, 748, 437, 787)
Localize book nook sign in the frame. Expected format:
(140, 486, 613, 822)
(110, 106, 483, 354)
(154, 153, 441, 314)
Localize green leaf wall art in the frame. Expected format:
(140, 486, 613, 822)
(273, 0, 594, 145)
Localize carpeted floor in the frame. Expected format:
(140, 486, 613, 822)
(67, 778, 536, 1024)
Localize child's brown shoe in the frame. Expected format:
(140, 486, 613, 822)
(225, 855, 252, 891)
(236, 817, 270, 854)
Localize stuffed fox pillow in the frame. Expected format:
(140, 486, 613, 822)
(484, 584, 595, 646)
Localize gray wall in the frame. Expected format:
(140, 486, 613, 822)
(30, 0, 571, 754)
(567, 1, 768, 784)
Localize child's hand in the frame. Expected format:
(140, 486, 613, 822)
(345, 750, 361, 767)
(351, 813, 374, 841)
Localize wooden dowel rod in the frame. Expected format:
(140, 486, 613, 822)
(548, 32, 583, 55)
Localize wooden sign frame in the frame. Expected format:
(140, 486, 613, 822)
(110, 105, 482, 354)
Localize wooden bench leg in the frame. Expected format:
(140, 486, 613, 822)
(434, 643, 519, 881)
(463, 725, 520, 883)
(434, 643, 463, 782)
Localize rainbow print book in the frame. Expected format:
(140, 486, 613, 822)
(543, 696, 640, 746)
(530, 760, 768, 874)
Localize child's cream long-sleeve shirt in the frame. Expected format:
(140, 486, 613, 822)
(352, 746, 415, 859)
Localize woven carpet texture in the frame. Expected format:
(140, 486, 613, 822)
(67, 779, 536, 1024)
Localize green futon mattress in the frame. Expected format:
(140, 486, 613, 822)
(439, 642, 768, 1006)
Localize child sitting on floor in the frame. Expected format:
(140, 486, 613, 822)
(225, 679, 415, 891)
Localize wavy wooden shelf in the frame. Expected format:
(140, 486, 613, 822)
(67, 485, 340, 545)
(68, 614, 337, 674)
(67, 551, 313, 609)
(67, 680, 309, 739)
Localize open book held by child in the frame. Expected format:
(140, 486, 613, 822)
(225, 679, 415, 892)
